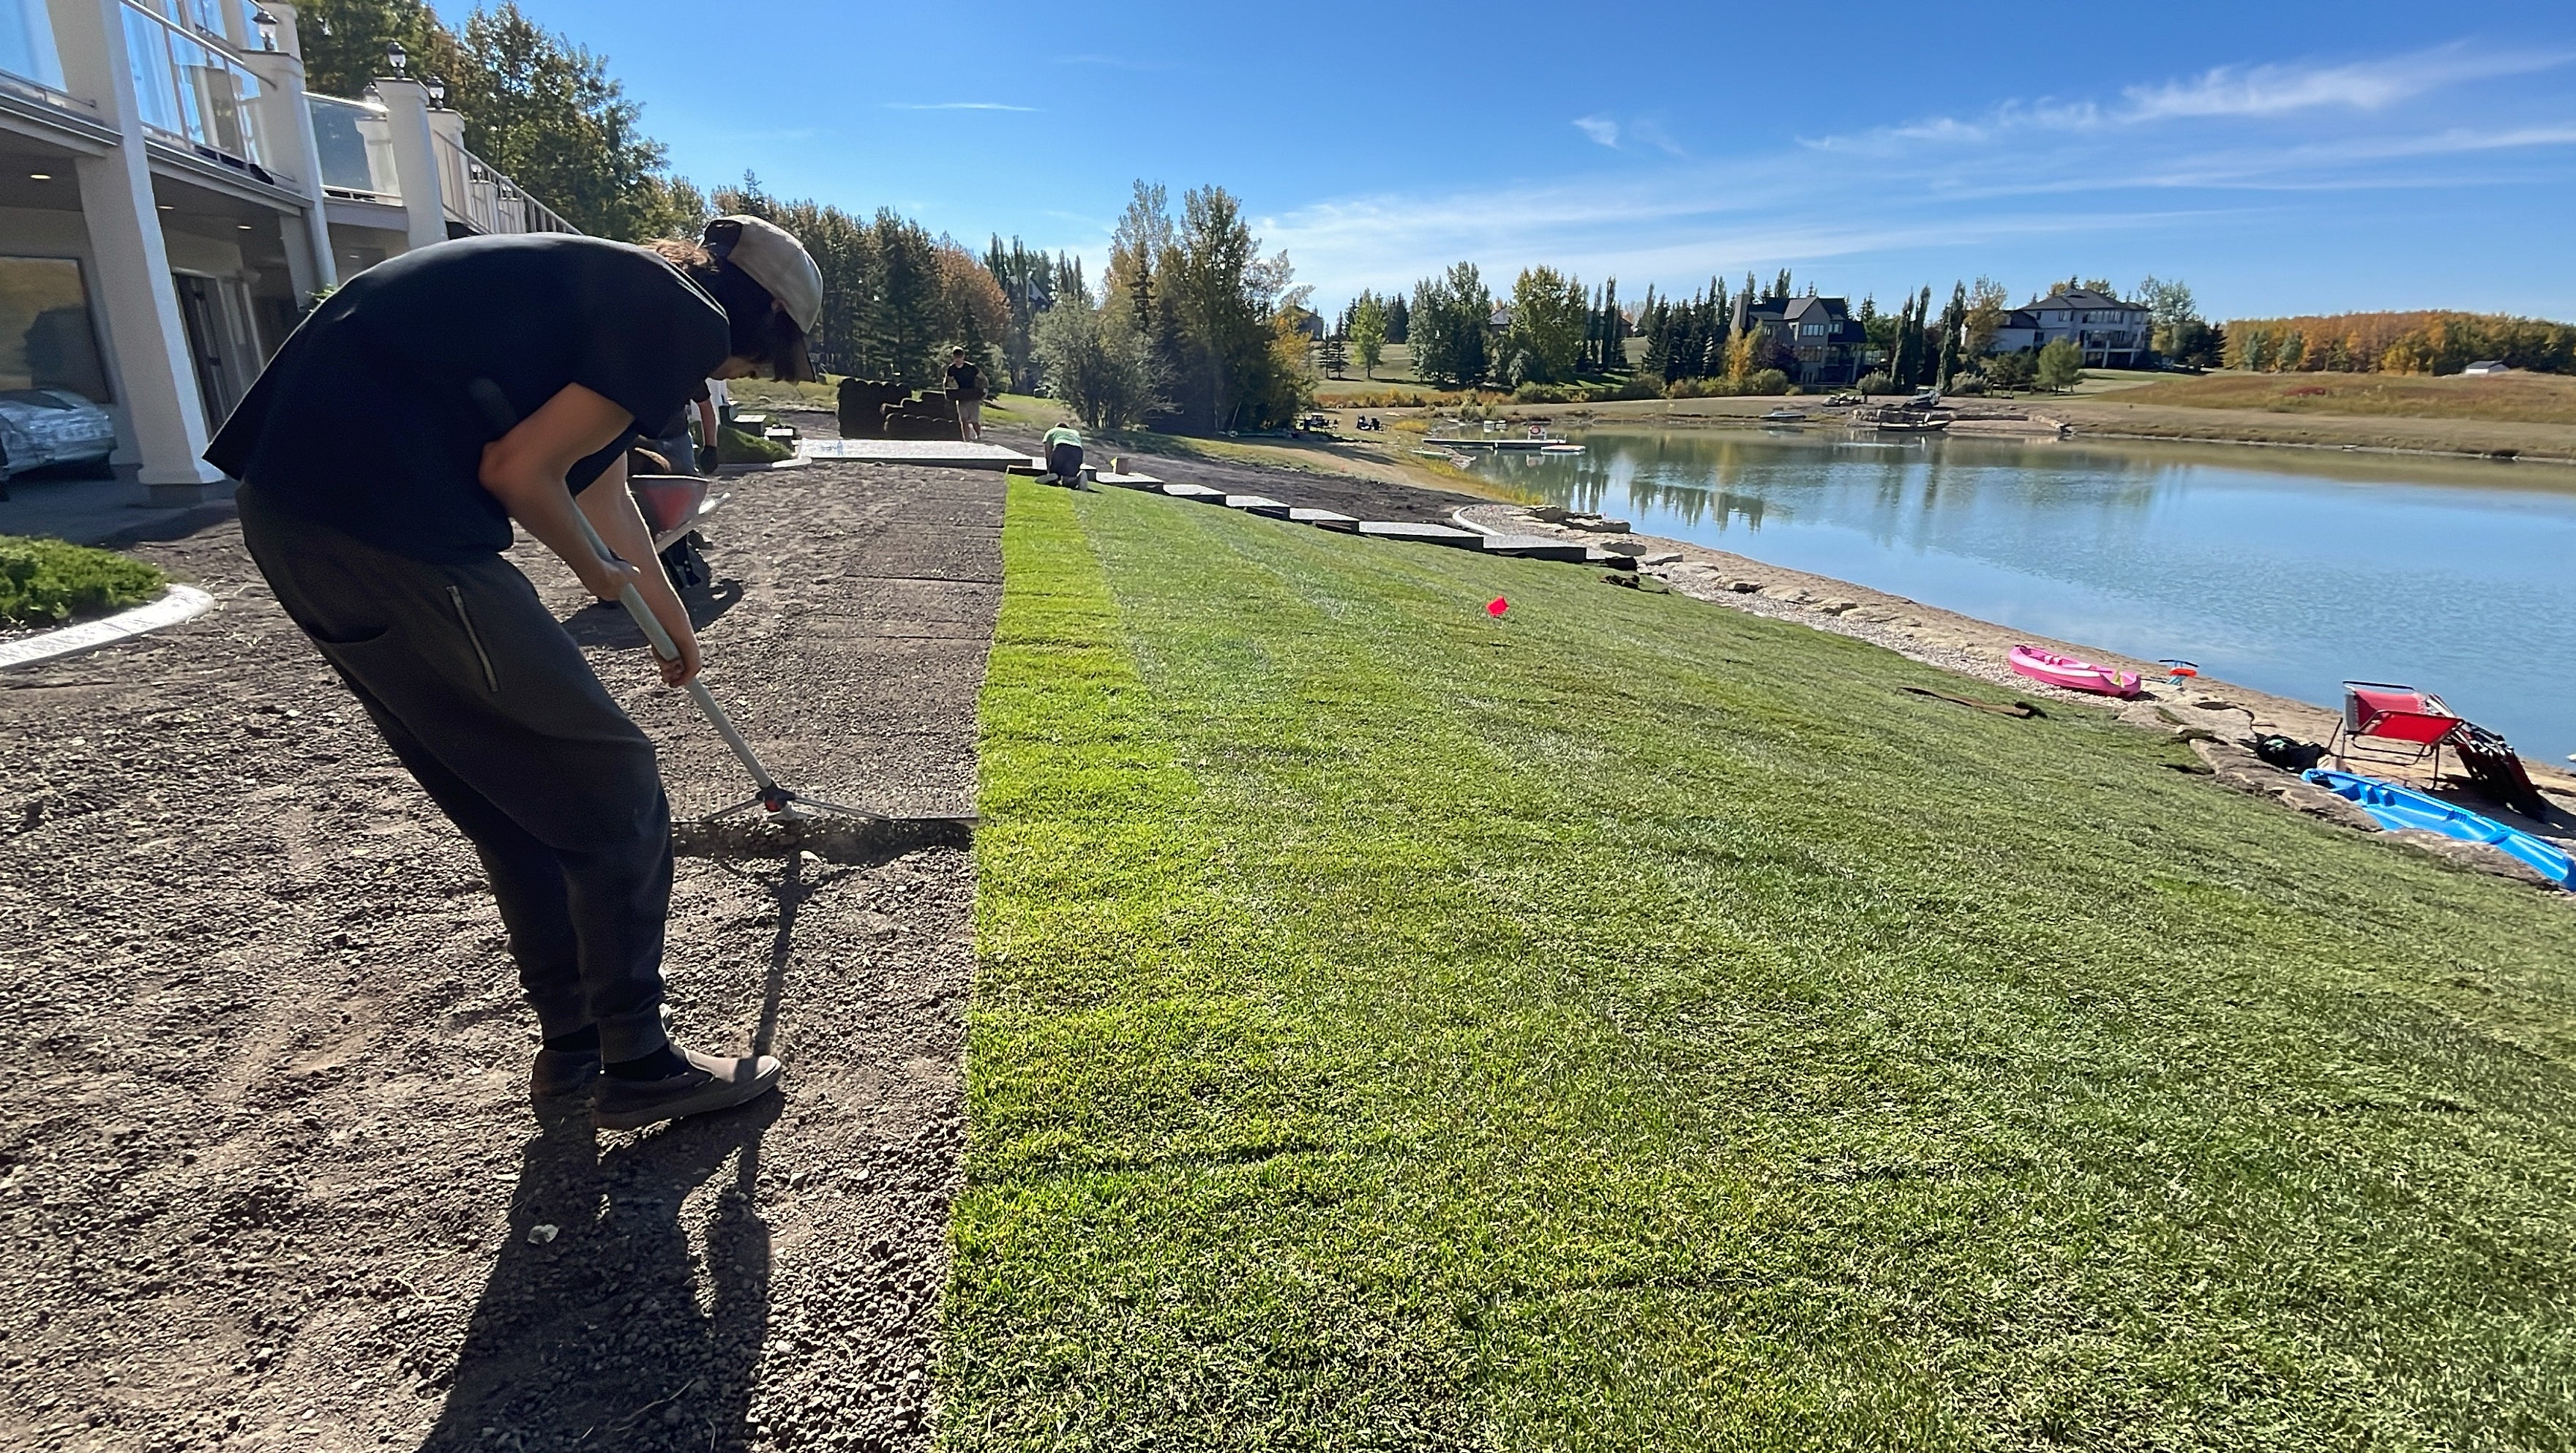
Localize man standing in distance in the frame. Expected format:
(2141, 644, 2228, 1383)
(205, 217, 826, 1130)
(944, 346, 986, 441)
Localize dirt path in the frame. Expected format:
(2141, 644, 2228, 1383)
(1, 446, 1000, 1449)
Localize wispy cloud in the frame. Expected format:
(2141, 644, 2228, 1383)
(1811, 42, 2575, 153)
(2119, 45, 2570, 121)
(1630, 119, 1686, 157)
(1573, 114, 1688, 155)
(882, 102, 1039, 112)
(1225, 38, 2576, 310)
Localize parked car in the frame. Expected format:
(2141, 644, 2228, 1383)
(0, 388, 117, 482)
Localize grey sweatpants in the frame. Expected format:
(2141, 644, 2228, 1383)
(238, 487, 675, 1062)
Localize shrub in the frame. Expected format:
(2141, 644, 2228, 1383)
(0, 534, 168, 625)
(1985, 351, 2037, 391)
(1742, 369, 1790, 396)
(1857, 372, 1893, 397)
(1608, 375, 1665, 401)
(1512, 382, 1575, 404)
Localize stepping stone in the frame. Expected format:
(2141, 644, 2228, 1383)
(1094, 472, 1164, 489)
(1478, 535, 1592, 563)
(1289, 508, 1358, 531)
(1161, 483, 1226, 502)
(1589, 548, 1637, 569)
(1223, 495, 1292, 518)
(1356, 522, 1484, 549)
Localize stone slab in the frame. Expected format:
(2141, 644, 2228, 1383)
(1161, 483, 1227, 501)
(1478, 535, 1592, 563)
(1356, 522, 1485, 549)
(796, 440, 1030, 470)
(1094, 473, 1165, 489)
(1287, 507, 1358, 528)
(1223, 495, 1292, 518)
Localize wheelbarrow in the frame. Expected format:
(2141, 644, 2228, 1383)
(628, 474, 729, 590)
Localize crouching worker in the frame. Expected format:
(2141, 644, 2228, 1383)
(204, 217, 825, 1130)
(1041, 419, 1088, 489)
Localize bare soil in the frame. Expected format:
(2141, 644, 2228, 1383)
(1, 435, 1002, 1450)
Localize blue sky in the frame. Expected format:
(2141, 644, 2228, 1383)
(459, 1, 2576, 321)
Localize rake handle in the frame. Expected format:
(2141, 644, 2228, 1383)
(569, 508, 782, 798)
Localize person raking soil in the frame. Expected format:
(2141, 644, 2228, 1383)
(203, 217, 825, 1131)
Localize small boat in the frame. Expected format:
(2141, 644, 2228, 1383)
(1760, 408, 1805, 422)
(2301, 770, 2575, 887)
(2008, 645, 2142, 697)
(1539, 443, 1585, 454)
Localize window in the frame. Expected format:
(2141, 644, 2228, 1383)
(0, 257, 113, 401)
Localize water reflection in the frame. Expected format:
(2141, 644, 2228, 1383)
(1468, 428, 2576, 759)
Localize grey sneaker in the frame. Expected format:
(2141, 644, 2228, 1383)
(592, 1046, 783, 1131)
(531, 1045, 600, 1100)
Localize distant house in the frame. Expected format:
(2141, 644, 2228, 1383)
(1989, 288, 2152, 369)
(1730, 294, 1868, 386)
(1289, 307, 1326, 340)
(1488, 304, 1516, 332)
(2462, 360, 2512, 376)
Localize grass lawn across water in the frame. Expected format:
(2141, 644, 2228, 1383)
(950, 480, 2576, 1449)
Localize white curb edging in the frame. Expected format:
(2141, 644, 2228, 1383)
(0, 584, 217, 672)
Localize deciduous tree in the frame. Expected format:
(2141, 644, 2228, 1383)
(1349, 296, 1388, 379)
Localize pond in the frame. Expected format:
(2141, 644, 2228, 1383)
(1462, 428, 2576, 762)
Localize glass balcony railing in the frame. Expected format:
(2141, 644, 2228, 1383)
(119, 0, 289, 184)
(307, 92, 400, 200)
(0, 0, 75, 106)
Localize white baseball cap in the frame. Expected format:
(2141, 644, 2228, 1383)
(705, 214, 822, 335)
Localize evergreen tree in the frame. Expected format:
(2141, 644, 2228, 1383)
(1772, 269, 1793, 301)
(1889, 290, 1919, 388)
(1602, 279, 1621, 371)
(1386, 293, 1409, 344)
(1936, 281, 1966, 389)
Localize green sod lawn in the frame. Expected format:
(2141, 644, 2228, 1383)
(948, 481, 2576, 1449)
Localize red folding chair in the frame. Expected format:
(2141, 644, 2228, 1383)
(2329, 681, 2464, 779)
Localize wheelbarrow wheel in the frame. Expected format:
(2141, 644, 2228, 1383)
(660, 531, 709, 590)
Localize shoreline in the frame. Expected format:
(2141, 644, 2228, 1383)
(1470, 394, 2576, 470)
(1453, 500, 2576, 849)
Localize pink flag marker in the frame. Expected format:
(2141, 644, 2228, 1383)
(1486, 597, 1509, 618)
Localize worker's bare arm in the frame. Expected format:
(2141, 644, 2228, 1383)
(475, 382, 643, 603)
(575, 455, 702, 686)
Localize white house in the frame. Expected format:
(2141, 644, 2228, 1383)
(1988, 287, 2152, 370)
(0, 0, 574, 503)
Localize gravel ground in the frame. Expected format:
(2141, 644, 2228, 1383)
(1, 437, 1000, 1450)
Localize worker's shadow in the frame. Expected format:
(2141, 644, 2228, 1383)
(418, 855, 829, 1452)
(561, 577, 746, 650)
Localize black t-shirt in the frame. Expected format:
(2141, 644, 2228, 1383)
(945, 361, 984, 399)
(206, 233, 730, 561)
